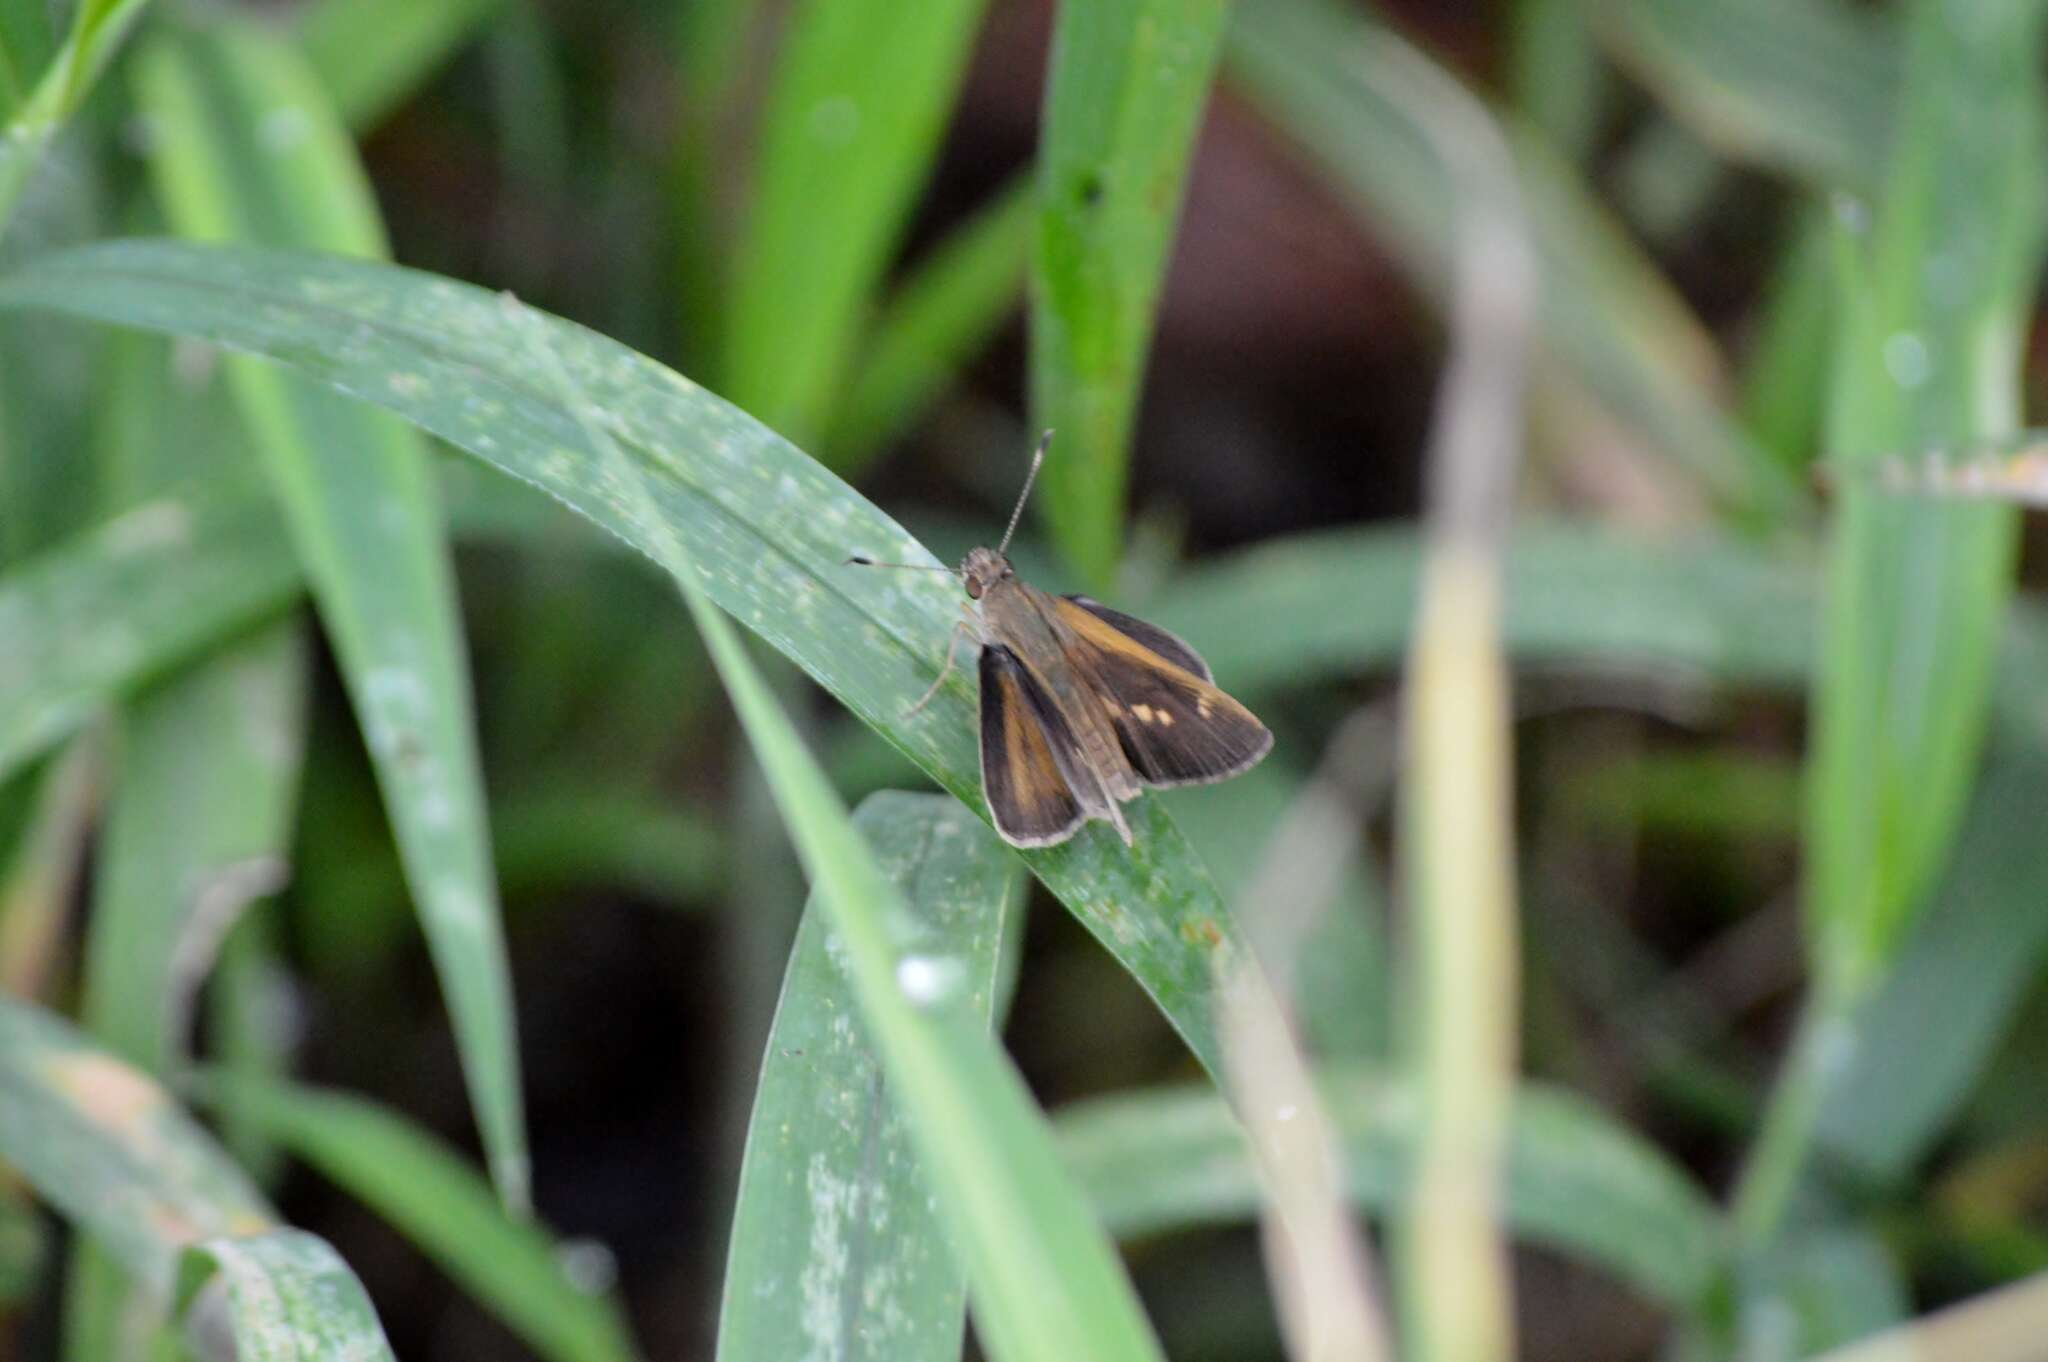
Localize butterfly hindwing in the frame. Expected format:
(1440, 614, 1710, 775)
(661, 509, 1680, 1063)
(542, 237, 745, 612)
(1061, 595, 1212, 680)
(978, 644, 1085, 846)
(1049, 596, 1273, 788)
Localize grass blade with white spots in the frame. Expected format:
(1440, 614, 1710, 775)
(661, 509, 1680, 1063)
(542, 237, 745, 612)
(176, 1229, 395, 1362)
(717, 791, 1022, 1362)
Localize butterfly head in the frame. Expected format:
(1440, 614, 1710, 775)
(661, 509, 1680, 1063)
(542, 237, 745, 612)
(960, 547, 1012, 601)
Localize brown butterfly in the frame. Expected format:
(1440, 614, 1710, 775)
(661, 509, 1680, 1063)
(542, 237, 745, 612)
(851, 433, 1272, 847)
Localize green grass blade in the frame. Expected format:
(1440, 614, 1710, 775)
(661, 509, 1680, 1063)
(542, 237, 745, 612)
(1584, 0, 1897, 190)
(1030, 0, 1231, 586)
(177, 1229, 395, 1362)
(0, 738, 96, 998)
(1510, 0, 1609, 159)
(198, 1075, 638, 1362)
(0, 0, 55, 114)
(83, 626, 305, 1073)
(0, 237, 1257, 1099)
(829, 174, 1037, 471)
(0, 0, 152, 235)
(521, 302, 1167, 1362)
(0, 996, 274, 1296)
(0, 1179, 42, 1306)
(64, 625, 305, 1354)
(296, 0, 505, 129)
(1151, 522, 1816, 694)
(133, 21, 528, 1207)
(207, 913, 293, 1185)
(1226, 0, 1796, 522)
(717, 791, 1021, 1362)
(1055, 1073, 1722, 1311)
(1739, 0, 2048, 1255)
(0, 484, 299, 785)
(1801, 0, 2047, 1000)
(1814, 739, 2048, 1181)
(724, 0, 990, 446)
(1739, 209, 1835, 470)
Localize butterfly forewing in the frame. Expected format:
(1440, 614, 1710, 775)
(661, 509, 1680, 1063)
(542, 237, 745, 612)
(1050, 596, 1273, 787)
(978, 644, 1086, 846)
(1061, 596, 1212, 680)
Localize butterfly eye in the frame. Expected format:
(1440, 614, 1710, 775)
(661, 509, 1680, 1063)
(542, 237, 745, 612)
(965, 575, 984, 600)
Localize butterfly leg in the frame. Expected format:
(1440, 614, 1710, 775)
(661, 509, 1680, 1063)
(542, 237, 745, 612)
(904, 609, 976, 717)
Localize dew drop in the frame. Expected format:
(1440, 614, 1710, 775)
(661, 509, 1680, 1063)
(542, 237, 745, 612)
(895, 954, 964, 1007)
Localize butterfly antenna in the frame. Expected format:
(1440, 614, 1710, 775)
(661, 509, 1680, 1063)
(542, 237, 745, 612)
(846, 555, 960, 574)
(998, 429, 1053, 556)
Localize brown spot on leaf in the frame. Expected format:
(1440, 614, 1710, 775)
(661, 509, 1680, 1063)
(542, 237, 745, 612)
(45, 1053, 164, 1138)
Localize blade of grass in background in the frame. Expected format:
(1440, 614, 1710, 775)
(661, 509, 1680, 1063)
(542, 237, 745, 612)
(0, 161, 109, 565)
(82, 627, 304, 1074)
(0, 0, 152, 235)
(1031, 0, 1230, 588)
(0, 738, 97, 998)
(201, 1074, 639, 1362)
(133, 21, 528, 1207)
(0, 237, 1261, 1100)
(207, 912, 295, 1185)
(176, 1229, 395, 1362)
(1738, 0, 2048, 1264)
(1152, 522, 1816, 695)
(64, 625, 306, 1360)
(1510, 0, 1610, 161)
(1814, 740, 2048, 1183)
(718, 792, 1021, 1362)
(296, 0, 505, 130)
(1227, 0, 1798, 524)
(1740, 210, 1835, 471)
(1160, 748, 1388, 1062)
(0, 1181, 42, 1307)
(1582, 0, 1896, 191)
(0, 0, 55, 114)
(828, 174, 1036, 472)
(523, 304, 1168, 1362)
(0, 483, 298, 784)
(1055, 1074, 1721, 1311)
(669, 0, 762, 364)
(724, 0, 990, 447)
(1609, 118, 1725, 250)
